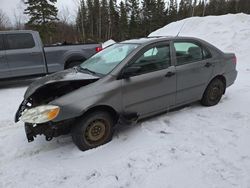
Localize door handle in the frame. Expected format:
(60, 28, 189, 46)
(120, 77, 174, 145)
(165, 71, 175, 78)
(204, 62, 212, 68)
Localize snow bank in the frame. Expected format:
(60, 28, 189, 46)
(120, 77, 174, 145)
(150, 13, 250, 66)
(1, 14, 250, 188)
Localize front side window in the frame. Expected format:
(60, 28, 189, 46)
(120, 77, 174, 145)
(6, 33, 35, 50)
(80, 43, 139, 75)
(174, 42, 209, 65)
(128, 45, 171, 75)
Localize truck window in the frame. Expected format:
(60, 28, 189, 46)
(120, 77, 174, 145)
(0, 35, 4, 51)
(6, 33, 35, 50)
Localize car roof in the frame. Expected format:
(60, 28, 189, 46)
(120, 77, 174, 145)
(120, 36, 202, 45)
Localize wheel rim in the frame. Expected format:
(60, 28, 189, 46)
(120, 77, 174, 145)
(209, 84, 222, 101)
(85, 119, 108, 144)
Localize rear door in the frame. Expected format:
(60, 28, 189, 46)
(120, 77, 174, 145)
(5, 33, 46, 77)
(173, 40, 214, 105)
(122, 42, 176, 117)
(0, 34, 10, 79)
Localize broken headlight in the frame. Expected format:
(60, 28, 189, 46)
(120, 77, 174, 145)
(21, 105, 60, 124)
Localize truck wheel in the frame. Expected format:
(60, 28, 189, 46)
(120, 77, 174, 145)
(201, 78, 225, 106)
(65, 61, 82, 69)
(71, 111, 115, 151)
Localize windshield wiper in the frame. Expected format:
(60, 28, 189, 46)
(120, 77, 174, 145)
(78, 66, 97, 75)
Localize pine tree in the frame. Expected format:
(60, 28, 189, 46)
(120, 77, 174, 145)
(128, 0, 141, 38)
(217, 0, 227, 15)
(24, 0, 58, 43)
(119, 1, 128, 40)
(193, 0, 204, 16)
(142, 0, 156, 35)
(153, 0, 166, 29)
(227, 0, 239, 14)
(100, 0, 109, 40)
(169, 0, 178, 22)
(86, 0, 94, 38)
(178, 0, 192, 19)
(93, 0, 101, 39)
(238, 0, 250, 14)
(76, 0, 87, 42)
(108, 0, 120, 40)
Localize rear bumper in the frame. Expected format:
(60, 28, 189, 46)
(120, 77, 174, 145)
(224, 70, 238, 88)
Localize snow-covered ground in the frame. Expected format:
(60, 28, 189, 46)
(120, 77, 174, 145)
(1, 13, 250, 188)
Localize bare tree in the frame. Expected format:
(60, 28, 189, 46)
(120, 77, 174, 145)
(202, 0, 207, 17)
(0, 9, 10, 30)
(58, 6, 71, 24)
(13, 0, 27, 29)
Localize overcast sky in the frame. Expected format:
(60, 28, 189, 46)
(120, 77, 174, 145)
(1, 0, 79, 24)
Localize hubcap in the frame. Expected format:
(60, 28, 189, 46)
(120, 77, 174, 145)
(209, 85, 221, 101)
(85, 119, 106, 143)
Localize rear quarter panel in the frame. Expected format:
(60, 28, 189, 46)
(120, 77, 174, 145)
(199, 40, 237, 88)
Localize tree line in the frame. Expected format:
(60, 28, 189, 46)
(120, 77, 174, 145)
(0, 0, 250, 44)
(76, 0, 250, 42)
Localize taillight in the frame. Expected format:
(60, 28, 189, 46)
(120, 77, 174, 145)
(95, 47, 103, 52)
(232, 55, 237, 64)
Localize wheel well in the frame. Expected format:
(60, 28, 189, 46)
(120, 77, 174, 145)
(210, 75, 226, 94)
(64, 57, 86, 69)
(82, 105, 119, 124)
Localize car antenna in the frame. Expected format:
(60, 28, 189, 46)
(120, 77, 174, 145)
(176, 20, 187, 37)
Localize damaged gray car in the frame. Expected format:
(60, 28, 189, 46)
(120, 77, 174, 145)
(15, 37, 237, 151)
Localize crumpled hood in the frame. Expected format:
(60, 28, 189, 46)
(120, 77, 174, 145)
(24, 68, 99, 99)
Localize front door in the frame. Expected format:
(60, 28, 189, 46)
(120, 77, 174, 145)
(173, 41, 214, 105)
(122, 43, 176, 117)
(4, 33, 45, 77)
(0, 34, 10, 79)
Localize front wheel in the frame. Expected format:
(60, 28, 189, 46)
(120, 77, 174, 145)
(71, 111, 114, 151)
(201, 78, 225, 106)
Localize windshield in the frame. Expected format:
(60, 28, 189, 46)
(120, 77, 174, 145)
(80, 43, 139, 75)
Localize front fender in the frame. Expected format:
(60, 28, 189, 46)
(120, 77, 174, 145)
(49, 77, 122, 122)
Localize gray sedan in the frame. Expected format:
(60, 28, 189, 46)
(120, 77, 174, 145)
(15, 36, 237, 151)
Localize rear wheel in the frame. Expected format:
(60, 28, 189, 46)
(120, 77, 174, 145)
(71, 111, 114, 151)
(201, 78, 225, 106)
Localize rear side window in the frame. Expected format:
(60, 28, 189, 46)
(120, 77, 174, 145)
(174, 42, 211, 66)
(6, 33, 35, 50)
(0, 35, 4, 51)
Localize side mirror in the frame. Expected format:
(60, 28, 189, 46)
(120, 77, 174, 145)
(121, 66, 141, 79)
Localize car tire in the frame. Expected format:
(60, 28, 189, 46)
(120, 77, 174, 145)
(201, 78, 225, 106)
(65, 61, 83, 69)
(71, 111, 115, 151)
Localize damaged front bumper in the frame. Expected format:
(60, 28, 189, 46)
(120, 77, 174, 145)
(25, 123, 61, 142)
(24, 120, 73, 142)
(15, 101, 73, 142)
(15, 99, 29, 123)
